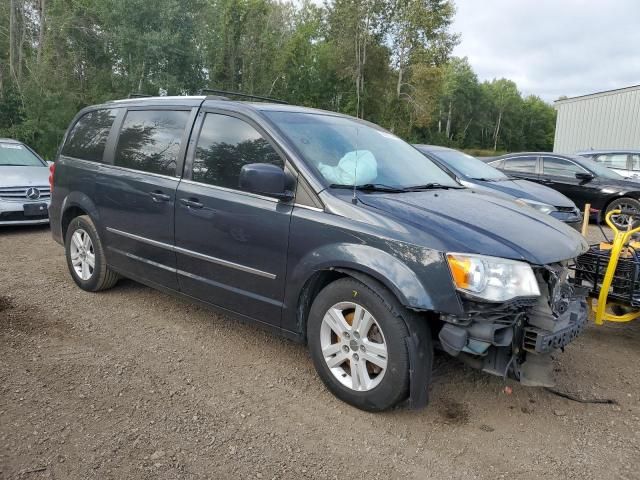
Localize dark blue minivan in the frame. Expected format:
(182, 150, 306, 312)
(49, 95, 589, 411)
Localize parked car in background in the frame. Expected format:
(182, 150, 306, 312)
(50, 95, 588, 411)
(576, 150, 640, 181)
(488, 152, 640, 229)
(0, 139, 51, 226)
(414, 145, 582, 230)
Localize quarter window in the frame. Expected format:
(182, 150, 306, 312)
(631, 154, 640, 171)
(504, 157, 537, 173)
(114, 109, 189, 176)
(542, 157, 586, 177)
(62, 109, 118, 162)
(192, 113, 283, 190)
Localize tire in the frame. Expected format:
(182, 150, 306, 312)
(64, 215, 119, 292)
(605, 197, 640, 230)
(307, 277, 427, 411)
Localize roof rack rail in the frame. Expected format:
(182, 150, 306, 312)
(199, 88, 288, 105)
(128, 93, 153, 98)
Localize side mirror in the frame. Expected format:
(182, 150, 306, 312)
(575, 172, 594, 182)
(239, 163, 293, 201)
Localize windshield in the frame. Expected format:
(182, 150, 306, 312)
(569, 155, 624, 180)
(264, 112, 460, 189)
(0, 143, 45, 167)
(430, 149, 508, 181)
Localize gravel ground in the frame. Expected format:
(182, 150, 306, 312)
(1, 225, 639, 479)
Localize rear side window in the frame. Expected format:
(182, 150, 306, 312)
(631, 154, 640, 171)
(191, 113, 283, 191)
(62, 109, 118, 162)
(114, 109, 190, 176)
(504, 156, 537, 173)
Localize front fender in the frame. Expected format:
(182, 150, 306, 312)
(286, 242, 463, 317)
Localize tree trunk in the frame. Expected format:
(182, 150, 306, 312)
(445, 100, 452, 139)
(9, 0, 17, 83)
(17, 2, 26, 84)
(138, 60, 146, 93)
(37, 0, 46, 64)
(462, 118, 472, 139)
(493, 110, 502, 151)
(438, 107, 442, 134)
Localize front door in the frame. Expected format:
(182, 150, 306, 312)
(539, 156, 597, 210)
(98, 108, 193, 289)
(174, 111, 293, 326)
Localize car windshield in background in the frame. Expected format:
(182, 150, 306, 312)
(0, 143, 45, 167)
(431, 150, 508, 181)
(572, 155, 624, 180)
(264, 112, 460, 189)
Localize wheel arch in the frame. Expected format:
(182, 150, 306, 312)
(603, 192, 640, 210)
(288, 242, 455, 342)
(60, 193, 101, 239)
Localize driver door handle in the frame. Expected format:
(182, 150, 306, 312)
(180, 198, 204, 209)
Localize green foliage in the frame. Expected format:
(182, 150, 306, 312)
(1, 0, 556, 159)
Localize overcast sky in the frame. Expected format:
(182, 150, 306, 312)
(451, 0, 640, 102)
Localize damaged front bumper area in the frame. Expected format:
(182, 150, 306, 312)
(438, 265, 588, 387)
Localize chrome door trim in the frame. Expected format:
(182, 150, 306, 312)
(179, 178, 280, 204)
(106, 227, 276, 280)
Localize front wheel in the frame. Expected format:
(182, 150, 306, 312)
(605, 197, 640, 230)
(307, 277, 427, 411)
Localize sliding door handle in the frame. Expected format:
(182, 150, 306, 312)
(150, 191, 171, 202)
(179, 198, 204, 209)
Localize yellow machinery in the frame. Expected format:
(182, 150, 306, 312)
(574, 208, 640, 325)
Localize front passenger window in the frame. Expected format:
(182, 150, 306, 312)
(192, 113, 283, 191)
(542, 157, 586, 177)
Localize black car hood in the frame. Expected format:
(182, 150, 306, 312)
(359, 189, 587, 265)
(471, 178, 575, 207)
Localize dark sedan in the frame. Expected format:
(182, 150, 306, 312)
(414, 145, 582, 229)
(487, 152, 640, 229)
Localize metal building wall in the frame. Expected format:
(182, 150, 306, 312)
(553, 85, 640, 153)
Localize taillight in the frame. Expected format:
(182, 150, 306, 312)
(49, 162, 56, 192)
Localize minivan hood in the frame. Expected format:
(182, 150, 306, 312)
(0, 166, 49, 188)
(476, 178, 575, 207)
(358, 189, 587, 265)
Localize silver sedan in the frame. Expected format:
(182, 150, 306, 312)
(0, 139, 51, 226)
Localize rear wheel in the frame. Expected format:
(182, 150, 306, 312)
(307, 277, 423, 411)
(65, 215, 119, 291)
(606, 197, 640, 230)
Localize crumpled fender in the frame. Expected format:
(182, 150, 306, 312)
(285, 242, 463, 316)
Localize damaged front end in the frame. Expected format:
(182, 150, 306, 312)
(438, 263, 588, 386)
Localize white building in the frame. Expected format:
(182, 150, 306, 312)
(553, 84, 640, 153)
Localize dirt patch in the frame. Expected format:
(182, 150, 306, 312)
(0, 295, 13, 312)
(438, 399, 470, 425)
(0, 225, 639, 480)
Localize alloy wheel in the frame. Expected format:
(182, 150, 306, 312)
(70, 228, 95, 281)
(319, 301, 388, 391)
(610, 202, 638, 229)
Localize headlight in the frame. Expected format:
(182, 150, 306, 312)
(515, 198, 556, 215)
(446, 253, 540, 302)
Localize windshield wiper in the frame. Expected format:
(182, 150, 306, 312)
(329, 183, 407, 193)
(403, 183, 464, 191)
(470, 177, 497, 182)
